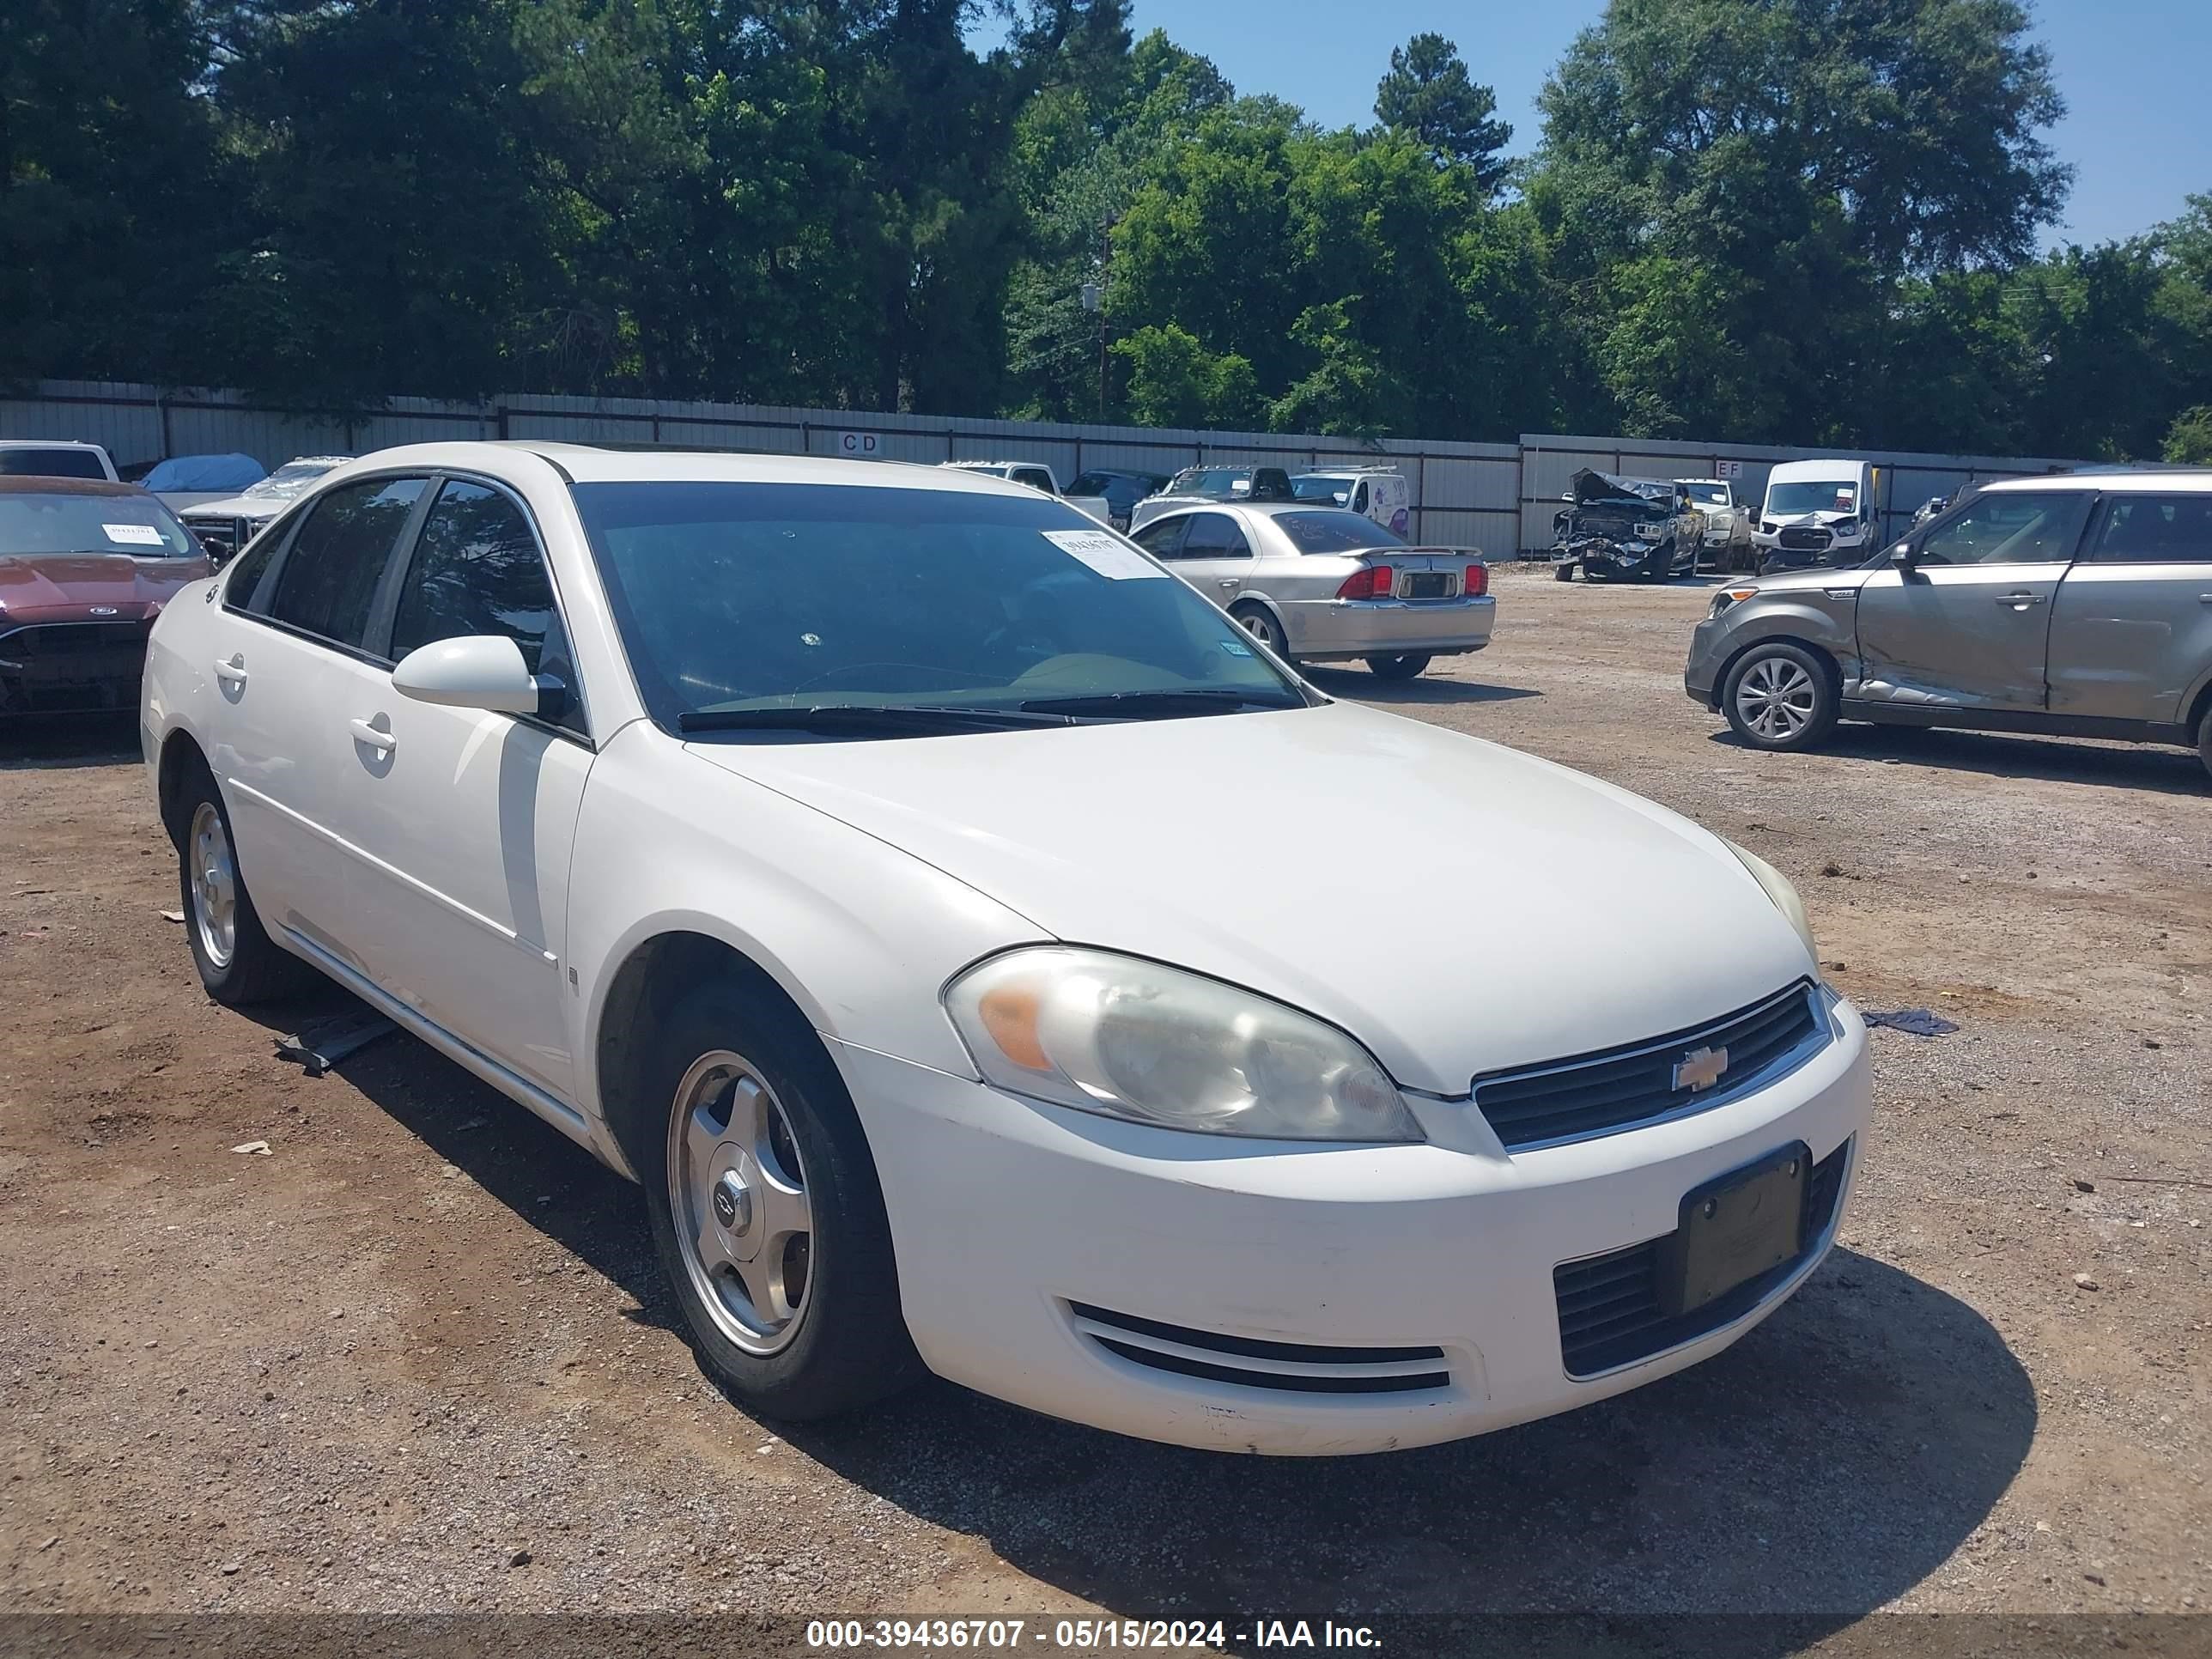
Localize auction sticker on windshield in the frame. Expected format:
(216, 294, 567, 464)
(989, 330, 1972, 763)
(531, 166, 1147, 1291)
(103, 523, 164, 546)
(1042, 527, 1164, 580)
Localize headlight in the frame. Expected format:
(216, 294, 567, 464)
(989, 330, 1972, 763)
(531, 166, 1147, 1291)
(1708, 586, 1759, 617)
(1721, 840, 1818, 964)
(1634, 521, 1663, 539)
(944, 946, 1423, 1143)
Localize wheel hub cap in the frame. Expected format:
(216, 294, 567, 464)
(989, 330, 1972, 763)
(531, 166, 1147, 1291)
(667, 1052, 812, 1355)
(187, 802, 238, 969)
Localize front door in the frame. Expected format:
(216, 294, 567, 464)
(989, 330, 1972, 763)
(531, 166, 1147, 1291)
(1165, 510, 1255, 610)
(1853, 490, 2095, 712)
(321, 477, 591, 1102)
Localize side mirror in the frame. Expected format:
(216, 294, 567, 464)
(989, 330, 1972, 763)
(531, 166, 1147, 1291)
(392, 635, 557, 718)
(1889, 543, 1917, 571)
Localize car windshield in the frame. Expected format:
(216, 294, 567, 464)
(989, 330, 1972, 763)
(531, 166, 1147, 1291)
(1681, 483, 1728, 505)
(1291, 477, 1351, 503)
(244, 459, 348, 502)
(0, 448, 106, 480)
(1271, 511, 1407, 553)
(573, 482, 1307, 735)
(1767, 481, 1857, 515)
(1165, 468, 1248, 496)
(0, 491, 198, 557)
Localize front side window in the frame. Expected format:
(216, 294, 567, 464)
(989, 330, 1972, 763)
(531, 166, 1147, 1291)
(572, 483, 1303, 736)
(264, 477, 425, 647)
(391, 480, 569, 678)
(0, 491, 198, 557)
(2091, 495, 2212, 563)
(0, 447, 107, 480)
(1915, 492, 2093, 567)
(1271, 511, 1407, 555)
(1132, 517, 1189, 558)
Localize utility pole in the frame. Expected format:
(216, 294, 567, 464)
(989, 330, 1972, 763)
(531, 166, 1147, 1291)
(1081, 217, 1111, 421)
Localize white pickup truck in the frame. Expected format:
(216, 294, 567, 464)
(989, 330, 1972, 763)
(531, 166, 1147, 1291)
(1678, 478, 1753, 569)
(940, 461, 1110, 526)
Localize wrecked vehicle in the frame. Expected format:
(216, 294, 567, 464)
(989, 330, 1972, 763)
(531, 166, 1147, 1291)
(1551, 471, 1704, 583)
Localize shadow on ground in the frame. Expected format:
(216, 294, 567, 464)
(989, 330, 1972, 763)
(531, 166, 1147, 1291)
(313, 1009, 2034, 1643)
(1304, 668, 1541, 708)
(0, 712, 140, 769)
(1711, 721, 2209, 796)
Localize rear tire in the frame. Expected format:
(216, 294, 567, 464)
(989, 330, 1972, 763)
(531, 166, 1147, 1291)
(1231, 601, 1291, 662)
(1364, 653, 1431, 681)
(1553, 562, 1575, 581)
(1721, 642, 1840, 752)
(2197, 703, 2212, 784)
(641, 980, 919, 1421)
(169, 754, 316, 1006)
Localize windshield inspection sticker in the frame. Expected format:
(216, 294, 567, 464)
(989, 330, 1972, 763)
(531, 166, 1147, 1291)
(1219, 638, 1254, 656)
(1042, 528, 1165, 580)
(103, 523, 164, 547)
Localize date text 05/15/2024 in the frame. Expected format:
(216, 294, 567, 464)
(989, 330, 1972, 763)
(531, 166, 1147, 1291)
(805, 1619, 1382, 1649)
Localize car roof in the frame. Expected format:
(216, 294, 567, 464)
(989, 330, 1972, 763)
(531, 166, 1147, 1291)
(1765, 459, 1866, 481)
(1144, 499, 1355, 520)
(0, 476, 144, 498)
(307, 441, 1046, 500)
(0, 438, 107, 450)
(1978, 469, 2212, 495)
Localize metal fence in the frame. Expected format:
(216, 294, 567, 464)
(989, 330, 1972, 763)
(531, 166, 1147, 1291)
(3, 380, 2083, 556)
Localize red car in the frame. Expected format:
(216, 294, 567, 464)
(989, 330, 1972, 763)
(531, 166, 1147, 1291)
(0, 477, 211, 716)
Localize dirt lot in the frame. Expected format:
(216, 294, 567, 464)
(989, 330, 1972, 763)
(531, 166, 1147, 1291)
(2, 568, 2208, 1648)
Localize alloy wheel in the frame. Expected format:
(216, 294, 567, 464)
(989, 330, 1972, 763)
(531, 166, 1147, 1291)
(1734, 656, 1819, 742)
(188, 802, 238, 969)
(667, 1049, 814, 1356)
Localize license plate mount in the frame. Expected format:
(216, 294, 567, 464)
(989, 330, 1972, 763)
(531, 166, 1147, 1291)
(1656, 1142, 1809, 1317)
(1407, 571, 1449, 599)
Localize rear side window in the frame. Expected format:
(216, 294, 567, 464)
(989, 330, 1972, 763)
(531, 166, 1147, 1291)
(0, 447, 106, 480)
(265, 477, 425, 648)
(1133, 517, 1188, 558)
(1181, 513, 1252, 557)
(2092, 495, 2212, 563)
(391, 480, 570, 678)
(1915, 492, 2093, 566)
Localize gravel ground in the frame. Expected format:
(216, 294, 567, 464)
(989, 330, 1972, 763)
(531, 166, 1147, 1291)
(1, 568, 2207, 1649)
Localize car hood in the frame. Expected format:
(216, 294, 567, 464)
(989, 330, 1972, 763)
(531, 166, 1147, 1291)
(0, 552, 209, 620)
(181, 491, 283, 521)
(1745, 566, 1876, 595)
(1763, 510, 1861, 531)
(684, 702, 1814, 1093)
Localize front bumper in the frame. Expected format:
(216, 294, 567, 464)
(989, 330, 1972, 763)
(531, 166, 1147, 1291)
(1560, 541, 1663, 580)
(832, 994, 1871, 1455)
(1277, 593, 1494, 662)
(1684, 613, 1730, 706)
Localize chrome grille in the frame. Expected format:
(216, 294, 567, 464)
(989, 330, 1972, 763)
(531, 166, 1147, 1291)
(1473, 981, 1825, 1153)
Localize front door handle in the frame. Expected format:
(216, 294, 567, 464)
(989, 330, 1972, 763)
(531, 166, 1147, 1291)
(1994, 592, 2045, 607)
(212, 655, 247, 686)
(1218, 580, 1237, 590)
(349, 718, 396, 753)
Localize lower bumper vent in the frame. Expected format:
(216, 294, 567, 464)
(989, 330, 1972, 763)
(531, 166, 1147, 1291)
(1068, 1303, 1450, 1395)
(1553, 1136, 1851, 1380)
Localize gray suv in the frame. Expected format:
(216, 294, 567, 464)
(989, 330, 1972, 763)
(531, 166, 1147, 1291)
(1685, 472, 2212, 781)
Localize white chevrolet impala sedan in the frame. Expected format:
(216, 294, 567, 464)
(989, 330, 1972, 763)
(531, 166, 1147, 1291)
(142, 443, 1871, 1455)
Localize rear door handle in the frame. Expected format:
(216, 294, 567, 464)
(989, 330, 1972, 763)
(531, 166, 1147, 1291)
(1218, 580, 1237, 589)
(1994, 592, 2045, 607)
(212, 655, 247, 686)
(349, 718, 396, 753)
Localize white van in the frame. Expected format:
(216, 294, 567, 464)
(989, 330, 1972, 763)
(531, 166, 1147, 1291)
(1291, 467, 1412, 537)
(1752, 459, 1881, 572)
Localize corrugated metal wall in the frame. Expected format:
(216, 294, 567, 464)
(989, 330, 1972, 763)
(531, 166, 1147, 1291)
(2, 382, 2083, 555)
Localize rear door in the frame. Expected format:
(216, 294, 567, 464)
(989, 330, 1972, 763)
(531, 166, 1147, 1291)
(209, 474, 429, 968)
(1163, 510, 1255, 608)
(1852, 490, 2094, 712)
(320, 476, 592, 1099)
(2045, 493, 2212, 725)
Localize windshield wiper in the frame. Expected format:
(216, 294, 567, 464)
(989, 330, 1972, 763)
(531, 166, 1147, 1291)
(677, 703, 1077, 737)
(1017, 688, 1305, 720)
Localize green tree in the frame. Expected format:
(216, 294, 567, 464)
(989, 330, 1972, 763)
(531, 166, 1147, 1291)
(1373, 33, 1511, 193)
(1112, 324, 1258, 427)
(2165, 408, 2212, 465)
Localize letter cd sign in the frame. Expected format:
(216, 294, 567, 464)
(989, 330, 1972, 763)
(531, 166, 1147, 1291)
(837, 431, 882, 458)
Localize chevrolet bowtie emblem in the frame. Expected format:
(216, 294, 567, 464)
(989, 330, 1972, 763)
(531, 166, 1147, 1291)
(1673, 1044, 1729, 1092)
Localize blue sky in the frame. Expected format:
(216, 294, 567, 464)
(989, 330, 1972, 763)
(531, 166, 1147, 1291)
(1104, 0, 2209, 246)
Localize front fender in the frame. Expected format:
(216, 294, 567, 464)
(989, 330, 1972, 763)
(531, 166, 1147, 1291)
(564, 725, 1042, 1143)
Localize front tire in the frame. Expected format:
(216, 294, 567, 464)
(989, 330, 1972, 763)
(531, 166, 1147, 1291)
(1553, 562, 1575, 582)
(1364, 653, 1431, 681)
(170, 755, 315, 1005)
(641, 981, 918, 1420)
(2197, 703, 2212, 785)
(1721, 642, 1840, 752)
